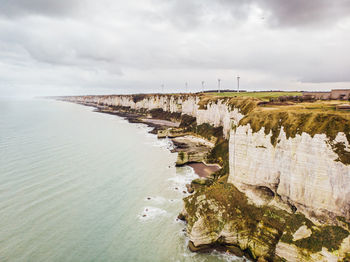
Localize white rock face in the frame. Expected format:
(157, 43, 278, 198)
(196, 100, 244, 137)
(292, 225, 312, 241)
(229, 124, 350, 220)
(275, 235, 350, 262)
(64, 94, 350, 220)
(65, 95, 244, 138)
(275, 242, 340, 262)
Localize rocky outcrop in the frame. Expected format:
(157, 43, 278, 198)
(67, 94, 350, 222)
(172, 135, 215, 166)
(180, 180, 350, 261)
(229, 125, 350, 222)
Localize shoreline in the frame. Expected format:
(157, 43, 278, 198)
(90, 104, 221, 179)
(59, 100, 240, 258)
(187, 162, 221, 178)
(55, 95, 350, 262)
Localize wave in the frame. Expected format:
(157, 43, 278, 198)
(168, 167, 198, 186)
(149, 138, 174, 150)
(211, 250, 247, 262)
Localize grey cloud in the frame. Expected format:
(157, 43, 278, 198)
(162, 0, 350, 28)
(257, 0, 350, 27)
(0, 0, 349, 97)
(0, 0, 84, 17)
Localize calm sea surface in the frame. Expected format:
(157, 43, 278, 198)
(0, 98, 242, 262)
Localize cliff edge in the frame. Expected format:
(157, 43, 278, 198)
(58, 93, 350, 261)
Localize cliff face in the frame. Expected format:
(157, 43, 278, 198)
(64, 94, 350, 220)
(61, 94, 350, 261)
(66, 95, 243, 138)
(229, 125, 350, 221)
(181, 181, 350, 262)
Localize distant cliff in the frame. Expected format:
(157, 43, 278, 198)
(60, 94, 350, 261)
(61, 94, 245, 138)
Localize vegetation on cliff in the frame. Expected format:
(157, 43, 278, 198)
(198, 95, 259, 115)
(179, 93, 350, 260)
(132, 94, 148, 103)
(149, 108, 182, 121)
(205, 91, 302, 100)
(239, 108, 350, 165)
(183, 178, 350, 260)
(110, 93, 350, 260)
(64, 93, 350, 261)
(197, 93, 350, 165)
(179, 115, 229, 178)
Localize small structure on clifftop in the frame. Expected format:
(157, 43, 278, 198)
(336, 104, 350, 111)
(302, 89, 350, 100)
(330, 89, 350, 100)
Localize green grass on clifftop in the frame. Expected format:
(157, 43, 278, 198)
(239, 109, 350, 164)
(205, 91, 302, 100)
(198, 96, 259, 114)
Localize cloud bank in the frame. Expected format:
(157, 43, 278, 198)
(0, 0, 349, 96)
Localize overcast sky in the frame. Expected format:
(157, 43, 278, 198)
(1, 0, 350, 96)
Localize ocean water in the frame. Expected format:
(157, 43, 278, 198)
(0, 98, 243, 262)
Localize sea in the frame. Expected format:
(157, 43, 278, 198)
(0, 98, 244, 262)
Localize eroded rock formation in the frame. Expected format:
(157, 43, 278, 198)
(229, 126, 350, 221)
(59, 94, 350, 261)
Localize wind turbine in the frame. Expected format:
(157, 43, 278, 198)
(218, 79, 221, 93)
(237, 76, 240, 93)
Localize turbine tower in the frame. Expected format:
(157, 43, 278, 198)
(237, 76, 240, 93)
(218, 79, 221, 93)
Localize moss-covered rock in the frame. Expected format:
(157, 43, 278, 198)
(182, 181, 350, 261)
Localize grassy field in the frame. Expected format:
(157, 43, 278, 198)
(205, 91, 302, 100)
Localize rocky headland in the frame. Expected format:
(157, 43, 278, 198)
(57, 93, 350, 261)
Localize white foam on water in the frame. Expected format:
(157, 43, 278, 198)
(148, 137, 174, 150)
(138, 206, 168, 221)
(181, 252, 197, 259)
(168, 166, 199, 191)
(181, 238, 197, 259)
(180, 239, 248, 262)
(211, 251, 248, 262)
(173, 217, 187, 226)
(121, 114, 245, 261)
(165, 138, 175, 151)
(144, 196, 180, 205)
(144, 196, 167, 205)
(136, 125, 154, 136)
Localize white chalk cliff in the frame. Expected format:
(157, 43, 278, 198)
(64, 94, 350, 221)
(66, 95, 244, 138)
(228, 125, 350, 221)
(62, 94, 350, 260)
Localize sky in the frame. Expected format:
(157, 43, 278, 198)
(0, 0, 350, 97)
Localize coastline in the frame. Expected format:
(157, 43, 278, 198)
(71, 101, 239, 257)
(187, 162, 220, 178)
(90, 103, 221, 179)
(54, 95, 350, 262)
